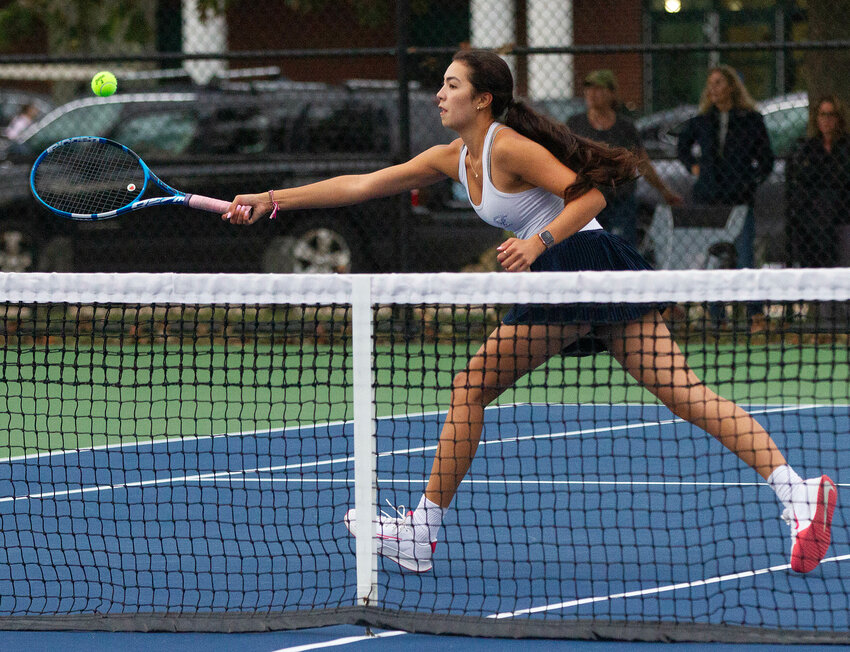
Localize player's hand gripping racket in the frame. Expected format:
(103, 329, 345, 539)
(30, 136, 236, 220)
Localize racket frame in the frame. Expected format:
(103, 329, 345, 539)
(30, 136, 228, 221)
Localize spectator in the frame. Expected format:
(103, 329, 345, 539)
(3, 102, 40, 141)
(786, 95, 850, 268)
(676, 65, 774, 270)
(677, 65, 774, 329)
(567, 69, 681, 247)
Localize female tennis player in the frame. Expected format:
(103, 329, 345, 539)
(223, 49, 836, 575)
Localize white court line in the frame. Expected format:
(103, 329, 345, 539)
(488, 554, 850, 618)
(0, 404, 827, 503)
(270, 554, 850, 651)
(0, 403, 516, 464)
(271, 630, 407, 652)
(377, 403, 824, 461)
(2, 401, 840, 464)
(0, 407, 451, 464)
(0, 424, 312, 464)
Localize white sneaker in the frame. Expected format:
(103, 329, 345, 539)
(782, 475, 837, 573)
(344, 502, 435, 573)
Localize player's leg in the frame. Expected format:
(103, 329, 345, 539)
(345, 321, 588, 571)
(605, 310, 783, 477)
(425, 321, 589, 508)
(605, 310, 836, 573)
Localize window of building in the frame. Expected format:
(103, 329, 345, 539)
(646, 1, 802, 112)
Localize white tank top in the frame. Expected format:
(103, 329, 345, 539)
(458, 122, 602, 239)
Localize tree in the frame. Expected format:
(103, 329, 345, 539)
(0, 0, 399, 54)
(0, 1, 154, 54)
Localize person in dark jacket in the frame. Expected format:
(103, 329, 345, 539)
(786, 95, 850, 268)
(677, 65, 774, 326)
(677, 65, 774, 265)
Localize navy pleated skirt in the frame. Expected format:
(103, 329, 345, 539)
(502, 229, 662, 354)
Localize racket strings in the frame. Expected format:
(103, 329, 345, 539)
(33, 140, 146, 215)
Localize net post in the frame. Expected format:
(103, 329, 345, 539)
(351, 274, 378, 606)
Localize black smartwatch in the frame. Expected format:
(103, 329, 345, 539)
(537, 230, 555, 249)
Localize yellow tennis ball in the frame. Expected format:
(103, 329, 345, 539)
(91, 71, 117, 97)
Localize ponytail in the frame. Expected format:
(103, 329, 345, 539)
(504, 99, 639, 203)
(452, 49, 639, 203)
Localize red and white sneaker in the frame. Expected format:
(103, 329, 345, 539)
(344, 502, 435, 573)
(782, 475, 837, 573)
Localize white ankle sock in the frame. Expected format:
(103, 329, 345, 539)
(411, 495, 447, 543)
(767, 464, 804, 510)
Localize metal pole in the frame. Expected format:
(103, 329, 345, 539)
(396, 0, 412, 272)
(352, 275, 377, 607)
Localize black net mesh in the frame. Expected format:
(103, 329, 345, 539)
(0, 269, 847, 643)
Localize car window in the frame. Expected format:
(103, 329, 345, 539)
(762, 105, 808, 157)
(22, 103, 123, 153)
(113, 110, 199, 156)
(197, 106, 271, 155)
(296, 99, 391, 154)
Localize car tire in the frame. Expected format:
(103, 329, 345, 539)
(262, 219, 362, 274)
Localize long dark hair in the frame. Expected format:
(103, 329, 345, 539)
(452, 49, 639, 203)
(808, 95, 847, 139)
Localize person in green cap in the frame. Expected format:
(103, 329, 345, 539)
(567, 69, 681, 247)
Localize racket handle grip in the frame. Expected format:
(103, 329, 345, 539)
(185, 194, 232, 213)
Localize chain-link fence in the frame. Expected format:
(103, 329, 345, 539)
(0, 0, 848, 274)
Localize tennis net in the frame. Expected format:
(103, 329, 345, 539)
(0, 269, 847, 642)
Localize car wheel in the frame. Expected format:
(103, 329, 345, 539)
(262, 220, 361, 274)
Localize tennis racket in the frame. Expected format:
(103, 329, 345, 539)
(30, 136, 234, 221)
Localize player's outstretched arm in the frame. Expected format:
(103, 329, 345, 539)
(223, 142, 460, 224)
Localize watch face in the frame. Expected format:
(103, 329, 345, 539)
(540, 231, 555, 246)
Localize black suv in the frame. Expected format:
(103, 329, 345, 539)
(0, 82, 500, 273)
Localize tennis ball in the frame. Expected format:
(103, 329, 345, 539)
(91, 71, 117, 97)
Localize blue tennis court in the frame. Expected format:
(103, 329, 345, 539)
(0, 402, 846, 633)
